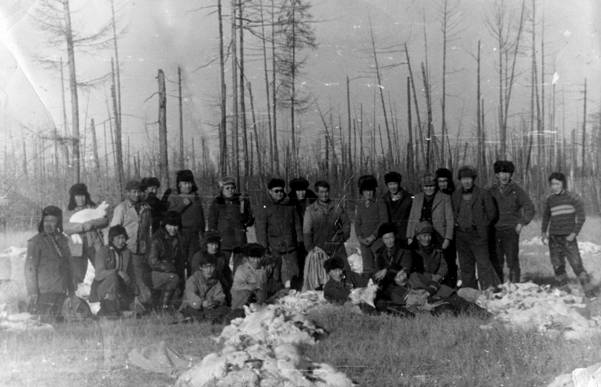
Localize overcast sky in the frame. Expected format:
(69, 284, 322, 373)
(0, 0, 599, 163)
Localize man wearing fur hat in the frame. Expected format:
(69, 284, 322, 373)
(451, 166, 499, 289)
(489, 160, 535, 283)
(141, 177, 169, 234)
(382, 171, 413, 248)
(288, 177, 317, 282)
(110, 180, 153, 304)
(406, 173, 456, 287)
(373, 222, 413, 294)
(167, 170, 206, 280)
(208, 177, 254, 273)
(92, 225, 137, 316)
(64, 183, 108, 286)
(230, 243, 268, 309)
(303, 180, 351, 274)
(25, 206, 73, 321)
(255, 178, 302, 289)
(354, 175, 388, 286)
(180, 254, 228, 321)
(148, 211, 182, 309)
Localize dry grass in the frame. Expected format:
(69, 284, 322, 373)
(2, 219, 601, 386)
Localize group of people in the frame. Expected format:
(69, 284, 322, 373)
(23, 161, 593, 322)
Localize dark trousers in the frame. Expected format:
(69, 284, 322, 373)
(131, 253, 152, 304)
(180, 228, 201, 279)
(33, 293, 67, 322)
(493, 228, 520, 282)
(433, 232, 458, 288)
(456, 229, 500, 290)
(549, 235, 586, 277)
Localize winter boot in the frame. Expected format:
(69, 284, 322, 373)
(160, 290, 174, 311)
(509, 270, 521, 284)
(578, 272, 596, 298)
(555, 273, 568, 287)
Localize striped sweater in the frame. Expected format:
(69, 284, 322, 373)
(541, 190, 585, 236)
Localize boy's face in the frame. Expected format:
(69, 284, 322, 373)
(207, 242, 219, 255)
(179, 181, 193, 194)
(361, 190, 374, 200)
(126, 189, 141, 203)
(382, 232, 395, 249)
(269, 186, 285, 202)
(460, 177, 474, 190)
(329, 268, 343, 282)
(416, 232, 432, 247)
(74, 194, 86, 207)
(317, 186, 329, 203)
(43, 215, 59, 234)
(112, 234, 127, 250)
(296, 190, 306, 200)
(222, 184, 236, 198)
(437, 177, 448, 191)
(200, 264, 215, 279)
(387, 182, 400, 194)
(550, 179, 563, 194)
(165, 224, 179, 236)
(422, 184, 436, 197)
(248, 256, 262, 269)
(145, 185, 158, 195)
(496, 172, 512, 185)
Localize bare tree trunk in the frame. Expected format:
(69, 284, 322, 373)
(217, 0, 227, 175)
(477, 40, 483, 171)
(248, 81, 263, 177)
(369, 19, 393, 164)
(421, 62, 434, 170)
(406, 76, 414, 177)
(582, 78, 587, 175)
(90, 118, 101, 175)
(22, 139, 27, 177)
(359, 104, 364, 172)
(111, 59, 125, 191)
(60, 58, 70, 167)
(258, 0, 273, 173)
(440, 0, 448, 166)
(238, 0, 249, 181)
(346, 75, 353, 179)
(158, 69, 169, 188)
(271, 0, 279, 175)
(404, 44, 425, 166)
(63, 0, 80, 182)
(231, 0, 240, 184)
(178, 66, 185, 170)
(540, 2, 546, 167)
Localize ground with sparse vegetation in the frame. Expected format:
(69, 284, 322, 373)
(2, 220, 601, 387)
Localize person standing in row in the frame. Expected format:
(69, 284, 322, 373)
(288, 177, 317, 284)
(110, 180, 153, 304)
(167, 170, 205, 280)
(382, 171, 413, 249)
(25, 206, 73, 322)
(489, 161, 535, 283)
(542, 172, 592, 294)
(63, 183, 108, 286)
(406, 173, 455, 287)
(255, 178, 302, 289)
(208, 177, 254, 273)
(435, 168, 458, 285)
(141, 177, 169, 235)
(354, 175, 387, 286)
(451, 166, 499, 290)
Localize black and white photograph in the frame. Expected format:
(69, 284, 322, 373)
(0, 0, 601, 386)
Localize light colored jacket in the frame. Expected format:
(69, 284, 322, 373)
(109, 200, 152, 255)
(181, 271, 226, 310)
(406, 192, 454, 241)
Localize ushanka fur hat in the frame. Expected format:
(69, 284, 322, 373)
(323, 257, 345, 273)
(358, 175, 378, 193)
(493, 160, 515, 174)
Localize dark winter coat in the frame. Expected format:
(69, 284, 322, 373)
(323, 278, 351, 304)
(382, 189, 414, 240)
(148, 228, 181, 273)
(255, 196, 302, 254)
(412, 245, 448, 278)
(207, 194, 254, 251)
(289, 189, 317, 222)
(145, 193, 169, 234)
(92, 245, 136, 301)
(489, 181, 535, 230)
(168, 193, 205, 233)
(374, 245, 413, 288)
(451, 185, 497, 240)
(25, 232, 73, 296)
(302, 200, 351, 255)
(354, 198, 388, 240)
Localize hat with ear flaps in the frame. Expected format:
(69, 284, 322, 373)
(323, 257, 345, 273)
(358, 175, 378, 193)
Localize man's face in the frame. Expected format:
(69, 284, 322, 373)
(74, 194, 86, 207)
(179, 181, 192, 194)
(382, 232, 395, 249)
(248, 256, 262, 269)
(127, 189, 141, 203)
(269, 186, 285, 202)
(496, 172, 512, 186)
(387, 182, 400, 194)
(112, 234, 127, 250)
(145, 186, 158, 196)
(460, 177, 474, 190)
(317, 186, 329, 203)
(550, 179, 563, 194)
(361, 190, 374, 201)
(222, 184, 236, 198)
(416, 232, 432, 247)
(422, 184, 436, 197)
(43, 215, 59, 234)
(165, 224, 179, 236)
(437, 177, 448, 191)
(329, 268, 343, 282)
(207, 242, 219, 255)
(200, 264, 215, 279)
(296, 190, 306, 200)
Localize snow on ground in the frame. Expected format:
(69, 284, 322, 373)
(175, 291, 355, 387)
(548, 362, 601, 387)
(477, 282, 601, 340)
